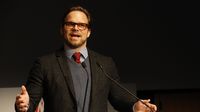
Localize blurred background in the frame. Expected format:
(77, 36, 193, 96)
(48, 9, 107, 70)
(1, 0, 199, 111)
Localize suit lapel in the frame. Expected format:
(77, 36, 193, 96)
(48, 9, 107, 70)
(56, 49, 76, 99)
(88, 50, 102, 109)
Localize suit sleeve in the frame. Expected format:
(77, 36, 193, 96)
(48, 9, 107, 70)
(26, 58, 44, 112)
(106, 58, 137, 112)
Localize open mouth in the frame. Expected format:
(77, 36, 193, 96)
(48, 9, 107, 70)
(70, 34, 81, 39)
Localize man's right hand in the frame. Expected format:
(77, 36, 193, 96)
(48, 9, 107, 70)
(15, 85, 30, 112)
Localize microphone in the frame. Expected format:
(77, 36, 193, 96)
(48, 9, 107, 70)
(96, 62, 155, 112)
(81, 62, 89, 112)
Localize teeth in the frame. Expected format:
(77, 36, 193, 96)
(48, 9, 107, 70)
(71, 36, 79, 38)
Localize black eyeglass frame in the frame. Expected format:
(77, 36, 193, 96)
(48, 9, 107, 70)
(64, 22, 89, 30)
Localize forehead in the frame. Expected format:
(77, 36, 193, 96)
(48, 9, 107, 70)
(65, 11, 88, 23)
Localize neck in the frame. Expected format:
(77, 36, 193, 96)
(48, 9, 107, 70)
(64, 43, 86, 52)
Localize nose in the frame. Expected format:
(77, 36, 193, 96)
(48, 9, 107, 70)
(73, 24, 79, 30)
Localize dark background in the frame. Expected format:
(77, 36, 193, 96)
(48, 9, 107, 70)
(1, 0, 199, 91)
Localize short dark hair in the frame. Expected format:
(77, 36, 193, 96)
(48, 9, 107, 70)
(62, 6, 91, 28)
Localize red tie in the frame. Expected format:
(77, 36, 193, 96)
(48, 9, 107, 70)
(73, 52, 81, 64)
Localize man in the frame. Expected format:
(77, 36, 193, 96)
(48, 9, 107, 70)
(15, 5, 157, 112)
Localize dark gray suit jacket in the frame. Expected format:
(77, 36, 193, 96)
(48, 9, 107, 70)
(25, 48, 137, 112)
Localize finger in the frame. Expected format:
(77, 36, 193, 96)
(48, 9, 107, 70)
(17, 102, 29, 111)
(19, 103, 29, 108)
(15, 100, 22, 105)
(141, 99, 151, 103)
(16, 94, 21, 100)
(18, 106, 28, 112)
(149, 104, 157, 112)
(140, 100, 156, 112)
(16, 96, 28, 105)
(15, 99, 23, 105)
(143, 102, 157, 112)
(139, 99, 151, 108)
(16, 94, 25, 102)
(21, 85, 27, 95)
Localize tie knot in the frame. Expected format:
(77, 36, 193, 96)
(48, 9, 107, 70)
(72, 52, 81, 64)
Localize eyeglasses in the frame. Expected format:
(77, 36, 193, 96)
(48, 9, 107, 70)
(64, 22, 89, 30)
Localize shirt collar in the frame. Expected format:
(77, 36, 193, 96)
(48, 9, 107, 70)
(64, 44, 88, 60)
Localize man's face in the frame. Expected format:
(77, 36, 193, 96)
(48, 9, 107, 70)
(62, 11, 91, 49)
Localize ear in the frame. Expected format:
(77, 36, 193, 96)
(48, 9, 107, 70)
(87, 29, 91, 38)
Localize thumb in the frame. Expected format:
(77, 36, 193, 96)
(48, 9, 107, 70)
(147, 99, 151, 102)
(21, 85, 27, 95)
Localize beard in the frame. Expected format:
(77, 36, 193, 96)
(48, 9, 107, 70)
(64, 38, 87, 49)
